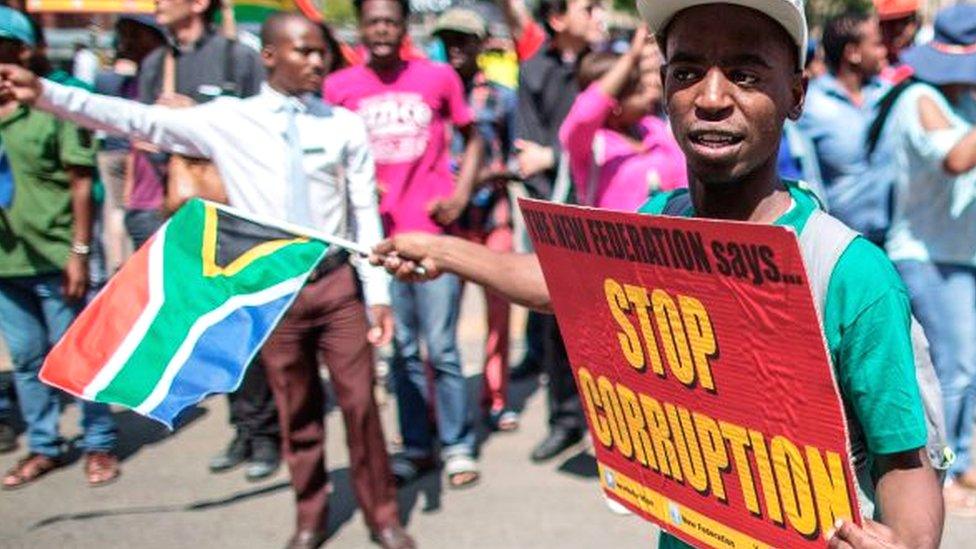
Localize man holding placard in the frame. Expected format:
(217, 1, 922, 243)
(370, 0, 944, 547)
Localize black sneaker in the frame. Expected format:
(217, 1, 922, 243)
(208, 434, 250, 473)
(0, 423, 16, 454)
(245, 437, 280, 482)
(530, 428, 583, 462)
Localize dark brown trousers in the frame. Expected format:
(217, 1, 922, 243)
(261, 264, 398, 532)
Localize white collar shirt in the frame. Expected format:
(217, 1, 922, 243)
(39, 80, 390, 305)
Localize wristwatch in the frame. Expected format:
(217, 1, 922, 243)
(70, 242, 91, 256)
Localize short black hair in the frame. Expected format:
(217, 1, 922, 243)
(537, 0, 568, 36)
(353, 0, 410, 19)
(822, 11, 872, 72)
(260, 12, 312, 46)
(203, 0, 221, 24)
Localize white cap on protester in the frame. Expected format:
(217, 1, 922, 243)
(636, 0, 809, 69)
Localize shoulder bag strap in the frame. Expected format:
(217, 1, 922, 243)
(162, 50, 176, 96)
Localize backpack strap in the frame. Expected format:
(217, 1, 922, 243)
(661, 189, 692, 217)
(221, 38, 240, 97)
(865, 77, 916, 156)
(799, 206, 953, 518)
(797, 209, 858, 320)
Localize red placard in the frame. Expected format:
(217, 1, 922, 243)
(519, 198, 860, 549)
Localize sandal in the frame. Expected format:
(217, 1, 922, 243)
(390, 455, 437, 487)
(2, 453, 61, 490)
(85, 451, 121, 487)
(488, 409, 520, 433)
(444, 454, 480, 490)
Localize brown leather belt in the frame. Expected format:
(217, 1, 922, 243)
(306, 250, 350, 283)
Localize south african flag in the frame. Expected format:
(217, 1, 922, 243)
(40, 199, 329, 427)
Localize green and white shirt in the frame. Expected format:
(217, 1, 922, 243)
(641, 182, 927, 549)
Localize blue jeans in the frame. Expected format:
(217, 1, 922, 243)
(896, 261, 976, 477)
(0, 274, 117, 456)
(124, 208, 165, 251)
(391, 274, 473, 458)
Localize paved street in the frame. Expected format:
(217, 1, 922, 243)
(0, 289, 974, 548)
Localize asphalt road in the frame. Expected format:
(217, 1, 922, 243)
(0, 290, 973, 548)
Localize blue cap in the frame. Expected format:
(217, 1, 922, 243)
(902, 4, 976, 85)
(0, 7, 35, 48)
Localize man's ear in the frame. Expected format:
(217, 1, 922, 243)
(843, 42, 860, 67)
(547, 13, 567, 34)
(787, 71, 807, 121)
(191, 0, 210, 17)
(260, 45, 275, 70)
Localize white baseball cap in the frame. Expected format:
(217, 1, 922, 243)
(637, 0, 808, 69)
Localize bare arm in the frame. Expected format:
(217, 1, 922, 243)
(454, 123, 485, 202)
(63, 165, 93, 301)
(598, 27, 646, 99)
(428, 124, 484, 226)
(917, 95, 976, 175)
(0, 65, 214, 158)
(874, 449, 943, 547)
(495, 0, 533, 42)
(371, 233, 552, 311)
(829, 448, 943, 548)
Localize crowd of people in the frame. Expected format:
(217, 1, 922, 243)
(0, 0, 974, 546)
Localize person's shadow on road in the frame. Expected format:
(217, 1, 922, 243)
(57, 404, 207, 467)
(321, 465, 441, 541)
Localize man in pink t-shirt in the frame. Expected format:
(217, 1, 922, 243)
(324, 0, 484, 490)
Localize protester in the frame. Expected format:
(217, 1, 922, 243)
(142, 0, 279, 482)
(879, 3, 976, 515)
(370, 0, 946, 546)
(325, 0, 485, 490)
(512, 0, 606, 463)
(559, 28, 686, 211)
(0, 6, 119, 489)
(0, 12, 416, 548)
(433, 7, 520, 433)
(874, 0, 919, 82)
(93, 14, 166, 273)
(799, 11, 890, 244)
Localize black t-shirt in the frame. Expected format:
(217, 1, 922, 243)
(137, 31, 265, 105)
(515, 43, 582, 199)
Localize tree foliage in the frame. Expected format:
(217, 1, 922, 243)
(322, 0, 356, 25)
(807, 0, 874, 27)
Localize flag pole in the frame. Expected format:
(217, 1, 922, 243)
(206, 200, 427, 274)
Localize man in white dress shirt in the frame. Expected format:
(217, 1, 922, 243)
(0, 13, 414, 549)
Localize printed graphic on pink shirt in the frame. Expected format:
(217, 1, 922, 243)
(325, 60, 473, 235)
(357, 92, 434, 164)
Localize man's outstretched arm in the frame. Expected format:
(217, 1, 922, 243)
(370, 234, 552, 312)
(0, 64, 213, 159)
